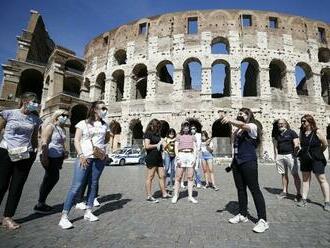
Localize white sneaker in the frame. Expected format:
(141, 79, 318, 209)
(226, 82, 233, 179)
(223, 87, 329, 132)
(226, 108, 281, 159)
(75, 202, 87, 210)
(196, 183, 202, 188)
(58, 215, 73, 229)
(180, 183, 186, 189)
(253, 219, 269, 233)
(84, 210, 99, 222)
(93, 198, 100, 207)
(171, 195, 178, 204)
(188, 197, 198, 204)
(228, 214, 248, 224)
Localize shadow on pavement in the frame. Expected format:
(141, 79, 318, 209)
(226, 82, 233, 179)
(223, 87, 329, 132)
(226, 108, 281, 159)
(216, 201, 258, 223)
(152, 189, 198, 199)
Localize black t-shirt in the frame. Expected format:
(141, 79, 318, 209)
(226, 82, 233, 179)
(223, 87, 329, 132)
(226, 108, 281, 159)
(275, 129, 298, 155)
(143, 132, 162, 166)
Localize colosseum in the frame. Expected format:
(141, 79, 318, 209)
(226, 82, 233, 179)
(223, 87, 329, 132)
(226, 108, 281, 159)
(1, 9, 330, 159)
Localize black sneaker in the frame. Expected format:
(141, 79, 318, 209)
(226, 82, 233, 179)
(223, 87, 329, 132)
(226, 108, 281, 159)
(34, 203, 54, 214)
(294, 194, 302, 202)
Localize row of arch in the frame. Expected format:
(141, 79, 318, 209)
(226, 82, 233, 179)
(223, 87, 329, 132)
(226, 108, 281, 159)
(92, 58, 330, 103)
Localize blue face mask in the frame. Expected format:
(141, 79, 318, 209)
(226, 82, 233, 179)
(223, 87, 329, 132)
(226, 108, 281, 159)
(26, 101, 39, 112)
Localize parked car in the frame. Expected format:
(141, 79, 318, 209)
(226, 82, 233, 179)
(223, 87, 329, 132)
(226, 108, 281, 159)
(109, 147, 145, 166)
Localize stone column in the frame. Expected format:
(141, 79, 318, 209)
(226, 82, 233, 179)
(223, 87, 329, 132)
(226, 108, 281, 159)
(259, 67, 271, 98)
(123, 74, 134, 100)
(286, 69, 298, 99)
(230, 66, 241, 97)
(52, 64, 64, 96)
(201, 67, 212, 99)
(312, 71, 322, 103)
(146, 70, 157, 100)
(171, 68, 184, 100)
(108, 76, 117, 103)
(120, 118, 130, 148)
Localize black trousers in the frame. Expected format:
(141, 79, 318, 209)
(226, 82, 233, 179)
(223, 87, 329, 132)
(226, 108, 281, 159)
(75, 169, 99, 203)
(38, 157, 64, 204)
(232, 159, 267, 221)
(0, 148, 36, 217)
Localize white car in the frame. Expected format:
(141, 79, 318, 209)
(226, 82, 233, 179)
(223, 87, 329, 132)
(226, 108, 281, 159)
(109, 147, 145, 166)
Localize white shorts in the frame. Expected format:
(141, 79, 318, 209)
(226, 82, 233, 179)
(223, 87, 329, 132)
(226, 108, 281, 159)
(276, 154, 299, 175)
(177, 152, 195, 168)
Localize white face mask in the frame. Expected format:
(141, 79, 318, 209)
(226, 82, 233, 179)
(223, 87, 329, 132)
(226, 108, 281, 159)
(58, 115, 68, 124)
(26, 101, 39, 112)
(99, 110, 107, 119)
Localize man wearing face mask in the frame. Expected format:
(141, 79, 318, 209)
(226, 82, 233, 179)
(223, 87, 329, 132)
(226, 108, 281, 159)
(220, 108, 269, 233)
(34, 109, 70, 214)
(273, 119, 302, 201)
(0, 92, 42, 230)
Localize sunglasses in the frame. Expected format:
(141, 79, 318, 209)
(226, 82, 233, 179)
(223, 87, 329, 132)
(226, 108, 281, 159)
(100, 107, 108, 111)
(301, 120, 307, 123)
(60, 114, 69, 118)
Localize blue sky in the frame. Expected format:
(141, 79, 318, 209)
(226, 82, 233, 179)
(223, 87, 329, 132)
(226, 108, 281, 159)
(0, 0, 329, 92)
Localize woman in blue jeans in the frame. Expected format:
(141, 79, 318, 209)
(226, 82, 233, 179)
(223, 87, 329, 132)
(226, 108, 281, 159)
(59, 101, 111, 229)
(164, 128, 177, 189)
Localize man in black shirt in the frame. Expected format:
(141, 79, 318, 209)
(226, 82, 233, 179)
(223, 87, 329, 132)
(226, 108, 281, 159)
(273, 119, 302, 201)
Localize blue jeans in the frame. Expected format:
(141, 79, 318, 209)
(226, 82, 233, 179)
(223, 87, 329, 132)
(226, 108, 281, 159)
(164, 153, 176, 187)
(194, 153, 202, 185)
(63, 158, 105, 213)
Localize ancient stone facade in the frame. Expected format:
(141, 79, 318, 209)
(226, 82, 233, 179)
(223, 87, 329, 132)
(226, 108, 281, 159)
(1, 9, 330, 158)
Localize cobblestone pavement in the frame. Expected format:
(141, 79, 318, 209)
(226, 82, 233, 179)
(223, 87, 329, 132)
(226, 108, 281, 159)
(0, 160, 330, 248)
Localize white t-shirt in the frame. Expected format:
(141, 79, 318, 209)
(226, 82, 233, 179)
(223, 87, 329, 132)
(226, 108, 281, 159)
(194, 132, 202, 151)
(235, 123, 258, 139)
(201, 139, 214, 153)
(75, 120, 110, 158)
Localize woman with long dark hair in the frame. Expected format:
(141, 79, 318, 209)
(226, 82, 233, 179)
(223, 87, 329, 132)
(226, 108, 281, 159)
(0, 92, 42, 230)
(172, 121, 198, 204)
(220, 108, 269, 233)
(297, 114, 329, 211)
(59, 101, 111, 229)
(164, 128, 177, 189)
(34, 109, 70, 214)
(144, 119, 171, 203)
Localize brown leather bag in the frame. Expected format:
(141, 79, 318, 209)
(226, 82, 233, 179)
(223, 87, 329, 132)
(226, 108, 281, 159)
(86, 121, 106, 160)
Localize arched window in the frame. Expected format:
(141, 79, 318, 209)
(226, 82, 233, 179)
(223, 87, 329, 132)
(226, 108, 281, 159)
(63, 77, 81, 98)
(129, 119, 144, 147)
(211, 60, 230, 98)
(321, 68, 330, 104)
(112, 70, 125, 102)
(132, 64, 148, 99)
(212, 120, 232, 157)
(318, 48, 330, 63)
(183, 58, 202, 91)
(295, 63, 313, 96)
(211, 37, 230, 54)
(156, 60, 174, 84)
(17, 69, 44, 100)
(269, 59, 286, 90)
(65, 60, 85, 74)
(241, 58, 259, 96)
(114, 49, 127, 65)
(96, 72, 106, 100)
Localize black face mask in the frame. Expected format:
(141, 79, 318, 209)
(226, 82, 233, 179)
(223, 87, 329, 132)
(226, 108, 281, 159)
(236, 116, 246, 122)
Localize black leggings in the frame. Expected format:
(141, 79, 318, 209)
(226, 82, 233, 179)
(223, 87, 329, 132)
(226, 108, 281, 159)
(38, 157, 64, 204)
(0, 148, 36, 217)
(232, 159, 267, 221)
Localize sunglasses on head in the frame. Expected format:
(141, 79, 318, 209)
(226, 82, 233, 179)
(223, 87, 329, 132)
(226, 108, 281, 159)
(301, 120, 307, 123)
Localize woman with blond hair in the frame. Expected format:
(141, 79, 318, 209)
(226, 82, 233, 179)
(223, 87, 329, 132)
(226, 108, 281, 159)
(34, 109, 70, 214)
(297, 114, 329, 211)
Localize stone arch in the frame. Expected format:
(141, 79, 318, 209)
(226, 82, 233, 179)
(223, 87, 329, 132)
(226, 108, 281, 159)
(321, 68, 330, 104)
(63, 77, 81, 98)
(212, 119, 232, 157)
(96, 72, 106, 100)
(64, 59, 85, 73)
(318, 48, 330, 63)
(69, 104, 88, 156)
(112, 69, 125, 102)
(83, 78, 90, 92)
(16, 69, 44, 100)
(211, 37, 230, 54)
(183, 57, 202, 90)
(156, 60, 174, 84)
(129, 119, 144, 146)
(241, 58, 260, 96)
(160, 120, 170, 138)
(185, 117, 202, 133)
(211, 59, 231, 98)
(208, 9, 232, 22)
(269, 59, 286, 90)
(110, 120, 122, 151)
(114, 49, 127, 65)
(132, 64, 148, 99)
(295, 62, 313, 96)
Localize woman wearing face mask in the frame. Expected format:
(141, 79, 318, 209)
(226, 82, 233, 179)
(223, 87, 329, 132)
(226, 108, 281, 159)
(144, 119, 171, 203)
(0, 92, 42, 230)
(190, 125, 203, 189)
(59, 101, 111, 229)
(297, 114, 329, 211)
(172, 121, 198, 204)
(163, 128, 177, 189)
(220, 108, 269, 233)
(201, 131, 219, 191)
(34, 109, 70, 214)
(272, 119, 301, 201)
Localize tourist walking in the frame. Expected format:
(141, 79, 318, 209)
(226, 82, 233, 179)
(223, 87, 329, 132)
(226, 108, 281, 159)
(297, 114, 329, 211)
(0, 92, 42, 230)
(34, 109, 70, 214)
(200, 131, 219, 191)
(220, 108, 269, 233)
(172, 121, 198, 204)
(59, 101, 111, 229)
(272, 118, 301, 201)
(144, 119, 171, 203)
